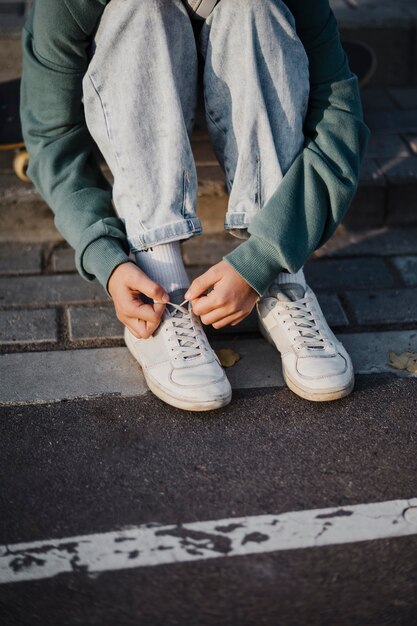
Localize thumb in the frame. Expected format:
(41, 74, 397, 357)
(134, 271, 169, 304)
(185, 266, 219, 300)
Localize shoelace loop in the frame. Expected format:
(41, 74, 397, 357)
(276, 297, 328, 350)
(165, 300, 205, 360)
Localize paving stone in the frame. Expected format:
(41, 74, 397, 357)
(304, 257, 395, 290)
(366, 110, 417, 133)
(391, 256, 417, 287)
(68, 305, 123, 341)
(0, 309, 58, 345)
(0, 243, 42, 275)
(366, 133, 410, 159)
(0, 196, 62, 243)
(315, 293, 350, 327)
(191, 140, 218, 165)
(211, 339, 285, 390)
(0, 173, 41, 206)
(51, 246, 76, 273)
(206, 310, 259, 337)
(344, 185, 386, 228)
(386, 190, 417, 226)
(360, 89, 397, 113)
(377, 156, 417, 184)
(0, 274, 107, 307)
(315, 226, 417, 258)
(0, 35, 22, 82)
(345, 288, 417, 325)
(331, 0, 417, 26)
(1, 329, 416, 405)
(343, 26, 414, 87)
(402, 133, 417, 156)
(182, 234, 240, 266)
(197, 165, 226, 187)
(343, 159, 386, 228)
(358, 159, 386, 186)
(331, 0, 417, 87)
(186, 264, 211, 283)
(389, 89, 417, 111)
(377, 157, 417, 225)
(340, 329, 417, 376)
(0, 348, 148, 405)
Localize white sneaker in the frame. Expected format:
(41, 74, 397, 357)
(124, 292, 232, 411)
(257, 282, 354, 402)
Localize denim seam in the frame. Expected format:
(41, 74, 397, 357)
(87, 72, 147, 233)
(181, 169, 190, 218)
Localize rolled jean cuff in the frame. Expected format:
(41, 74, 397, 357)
(224, 210, 260, 230)
(127, 217, 202, 252)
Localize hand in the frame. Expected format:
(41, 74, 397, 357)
(107, 261, 169, 339)
(185, 260, 259, 329)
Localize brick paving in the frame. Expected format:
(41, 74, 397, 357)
(1, 224, 416, 353)
(1, 15, 416, 357)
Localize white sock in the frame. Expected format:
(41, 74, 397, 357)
(135, 241, 189, 295)
(276, 267, 307, 288)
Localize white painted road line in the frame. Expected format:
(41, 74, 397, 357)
(1, 498, 417, 585)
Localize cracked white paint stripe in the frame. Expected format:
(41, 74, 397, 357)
(1, 498, 417, 584)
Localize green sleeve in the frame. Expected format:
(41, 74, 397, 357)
(224, 0, 370, 296)
(20, 0, 131, 291)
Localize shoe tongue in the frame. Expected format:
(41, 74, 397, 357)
(168, 289, 188, 306)
(270, 282, 306, 302)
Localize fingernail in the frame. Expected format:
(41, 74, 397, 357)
(184, 290, 191, 300)
(162, 294, 170, 303)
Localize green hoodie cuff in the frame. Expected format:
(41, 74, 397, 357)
(82, 237, 132, 295)
(223, 235, 285, 296)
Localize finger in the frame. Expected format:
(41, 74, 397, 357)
(200, 305, 236, 326)
(190, 292, 218, 317)
(131, 271, 169, 304)
(191, 284, 228, 316)
(126, 318, 148, 340)
(230, 315, 247, 326)
(212, 312, 246, 330)
(124, 301, 164, 324)
(127, 318, 160, 340)
(152, 302, 166, 317)
(185, 267, 219, 300)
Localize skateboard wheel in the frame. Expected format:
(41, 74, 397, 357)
(13, 150, 30, 183)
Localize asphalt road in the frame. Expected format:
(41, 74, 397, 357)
(1, 374, 417, 625)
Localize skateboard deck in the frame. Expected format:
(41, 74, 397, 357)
(0, 78, 30, 182)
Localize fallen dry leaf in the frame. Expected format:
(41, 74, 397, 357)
(215, 348, 241, 368)
(388, 351, 417, 374)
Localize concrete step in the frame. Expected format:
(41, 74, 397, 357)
(330, 0, 417, 87)
(1, 226, 417, 353)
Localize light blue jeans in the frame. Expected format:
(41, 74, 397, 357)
(82, 0, 309, 253)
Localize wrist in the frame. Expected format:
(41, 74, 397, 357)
(107, 260, 136, 297)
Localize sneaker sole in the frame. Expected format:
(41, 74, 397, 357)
(258, 317, 354, 402)
(124, 328, 232, 412)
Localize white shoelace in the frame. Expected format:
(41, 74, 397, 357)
(165, 300, 205, 360)
(275, 297, 328, 350)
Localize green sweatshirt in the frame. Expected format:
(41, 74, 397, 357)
(20, 0, 369, 296)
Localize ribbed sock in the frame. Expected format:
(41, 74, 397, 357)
(135, 241, 189, 295)
(276, 267, 307, 288)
